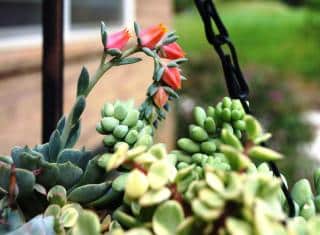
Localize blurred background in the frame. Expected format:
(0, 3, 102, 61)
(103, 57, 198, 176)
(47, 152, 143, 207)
(0, 0, 319, 185)
(174, 0, 320, 184)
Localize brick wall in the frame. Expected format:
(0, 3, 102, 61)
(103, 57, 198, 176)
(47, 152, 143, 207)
(0, 0, 175, 155)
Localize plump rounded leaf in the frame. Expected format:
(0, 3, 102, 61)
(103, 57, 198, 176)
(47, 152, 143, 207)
(220, 145, 251, 171)
(148, 144, 167, 160)
(221, 128, 243, 151)
(177, 138, 200, 154)
(112, 173, 129, 192)
(152, 200, 184, 235)
(300, 199, 316, 220)
(193, 107, 207, 127)
(125, 169, 149, 199)
(102, 103, 114, 117)
(226, 217, 252, 235)
(44, 204, 61, 218)
(113, 210, 141, 228)
(60, 207, 79, 228)
(205, 172, 224, 193)
(244, 115, 262, 141)
(114, 104, 128, 121)
(248, 146, 283, 161)
(70, 211, 100, 235)
(148, 161, 170, 190)
(198, 188, 224, 209)
(191, 199, 221, 221)
(139, 188, 171, 207)
(47, 185, 67, 206)
(291, 179, 313, 207)
(126, 228, 152, 235)
(122, 110, 140, 127)
(189, 126, 208, 142)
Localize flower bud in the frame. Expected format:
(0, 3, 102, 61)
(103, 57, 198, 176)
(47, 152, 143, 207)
(139, 24, 167, 49)
(159, 42, 185, 59)
(162, 67, 181, 90)
(106, 29, 131, 50)
(153, 87, 169, 108)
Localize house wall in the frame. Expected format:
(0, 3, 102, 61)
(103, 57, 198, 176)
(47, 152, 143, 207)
(0, 0, 175, 155)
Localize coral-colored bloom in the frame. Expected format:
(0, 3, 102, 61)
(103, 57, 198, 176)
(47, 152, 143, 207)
(160, 42, 185, 59)
(153, 87, 169, 108)
(140, 24, 167, 49)
(162, 67, 181, 90)
(106, 29, 131, 50)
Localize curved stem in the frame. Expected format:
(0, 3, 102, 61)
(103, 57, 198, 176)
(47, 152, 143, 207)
(84, 46, 139, 98)
(60, 46, 140, 147)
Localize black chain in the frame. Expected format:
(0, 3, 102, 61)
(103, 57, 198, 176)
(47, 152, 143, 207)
(194, 0, 295, 217)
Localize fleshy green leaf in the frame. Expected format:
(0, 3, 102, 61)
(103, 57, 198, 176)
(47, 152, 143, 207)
(152, 200, 184, 235)
(77, 67, 89, 97)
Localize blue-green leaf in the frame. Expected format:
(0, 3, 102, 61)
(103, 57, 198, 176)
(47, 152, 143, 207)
(48, 130, 61, 162)
(115, 57, 142, 66)
(77, 67, 89, 97)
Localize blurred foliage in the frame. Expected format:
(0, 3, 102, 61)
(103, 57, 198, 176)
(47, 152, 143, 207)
(174, 0, 320, 12)
(174, 0, 320, 183)
(174, 0, 193, 13)
(175, 1, 320, 80)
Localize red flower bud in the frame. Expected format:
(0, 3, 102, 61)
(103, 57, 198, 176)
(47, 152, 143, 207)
(162, 67, 181, 90)
(160, 42, 185, 59)
(140, 24, 167, 49)
(153, 87, 168, 108)
(106, 28, 131, 50)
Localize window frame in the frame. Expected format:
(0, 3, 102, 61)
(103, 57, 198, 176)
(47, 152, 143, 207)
(0, 0, 135, 49)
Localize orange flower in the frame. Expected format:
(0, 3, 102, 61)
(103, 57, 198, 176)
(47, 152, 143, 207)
(153, 87, 169, 108)
(106, 29, 131, 50)
(162, 67, 181, 90)
(140, 24, 167, 49)
(160, 42, 185, 59)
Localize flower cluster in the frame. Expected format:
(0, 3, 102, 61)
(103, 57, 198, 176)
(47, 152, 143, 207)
(100, 22, 187, 127)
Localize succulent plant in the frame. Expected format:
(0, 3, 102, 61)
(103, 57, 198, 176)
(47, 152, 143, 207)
(96, 101, 154, 149)
(172, 97, 279, 180)
(287, 169, 320, 220)
(2, 19, 320, 235)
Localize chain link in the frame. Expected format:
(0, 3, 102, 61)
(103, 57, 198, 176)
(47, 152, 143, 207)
(194, 0, 295, 217)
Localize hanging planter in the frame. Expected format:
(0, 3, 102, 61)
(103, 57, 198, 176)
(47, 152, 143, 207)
(1, 2, 320, 235)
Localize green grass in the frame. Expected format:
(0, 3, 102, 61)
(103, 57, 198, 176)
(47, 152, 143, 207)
(175, 1, 320, 80)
